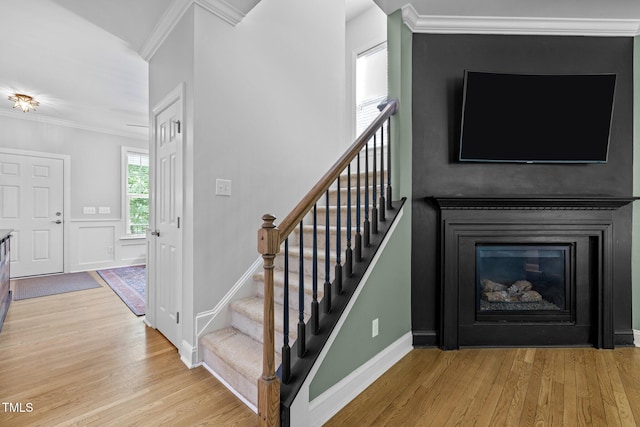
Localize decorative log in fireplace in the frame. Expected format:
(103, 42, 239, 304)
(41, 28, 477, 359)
(430, 196, 634, 350)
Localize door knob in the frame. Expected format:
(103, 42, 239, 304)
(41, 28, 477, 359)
(53, 220, 62, 224)
(151, 230, 160, 237)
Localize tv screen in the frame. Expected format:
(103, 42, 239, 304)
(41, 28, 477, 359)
(459, 71, 616, 163)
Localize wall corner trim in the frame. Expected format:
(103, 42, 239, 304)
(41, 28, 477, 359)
(634, 329, 640, 347)
(140, 0, 262, 61)
(401, 4, 640, 37)
(180, 339, 199, 368)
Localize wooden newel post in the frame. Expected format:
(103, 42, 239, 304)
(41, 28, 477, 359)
(257, 214, 281, 426)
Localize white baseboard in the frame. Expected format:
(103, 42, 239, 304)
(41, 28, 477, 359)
(308, 332, 413, 425)
(634, 329, 640, 347)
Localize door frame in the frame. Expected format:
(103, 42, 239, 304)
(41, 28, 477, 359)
(146, 83, 185, 349)
(0, 148, 71, 275)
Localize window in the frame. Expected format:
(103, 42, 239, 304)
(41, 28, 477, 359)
(355, 42, 388, 136)
(122, 147, 149, 237)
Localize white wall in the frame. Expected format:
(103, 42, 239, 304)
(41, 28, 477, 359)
(190, 0, 346, 322)
(146, 1, 347, 354)
(0, 115, 147, 272)
(346, 4, 388, 141)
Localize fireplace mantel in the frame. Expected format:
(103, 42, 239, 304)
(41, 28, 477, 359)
(430, 195, 635, 210)
(430, 195, 635, 350)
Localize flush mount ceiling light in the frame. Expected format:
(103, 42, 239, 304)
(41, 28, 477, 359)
(8, 93, 40, 112)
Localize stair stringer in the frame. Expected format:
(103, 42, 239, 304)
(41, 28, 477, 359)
(286, 204, 410, 426)
(195, 256, 263, 363)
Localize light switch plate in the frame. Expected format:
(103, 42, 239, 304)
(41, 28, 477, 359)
(216, 179, 231, 196)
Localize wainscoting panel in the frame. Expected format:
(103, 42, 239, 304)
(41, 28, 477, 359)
(69, 220, 146, 271)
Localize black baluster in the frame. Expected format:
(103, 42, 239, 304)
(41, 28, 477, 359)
(311, 204, 319, 335)
(324, 190, 332, 313)
(335, 178, 342, 294)
(380, 122, 386, 222)
(345, 164, 353, 277)
(297, 220, 305, 358)
(372, 133, 378, 235)
(355, 154, 362, 262)
(387, 118, 393, 210)
(364, 142, 370, 247)
(282, 239, 291, 383)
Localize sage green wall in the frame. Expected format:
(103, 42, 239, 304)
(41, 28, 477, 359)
(309, 210, 411, 399)
(633, 37, 640, 331)
(308, 9, 413, 400)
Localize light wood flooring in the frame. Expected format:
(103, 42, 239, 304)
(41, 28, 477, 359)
(327, 345, 640, 426)
(3, 272, 640, 426)
(1, 272, 256, 426)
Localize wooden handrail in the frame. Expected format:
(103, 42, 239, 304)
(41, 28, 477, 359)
(277, 99, 399, 240)
(257, 98, 398, 426)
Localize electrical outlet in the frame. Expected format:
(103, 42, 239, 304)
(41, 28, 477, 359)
(216, 179, 232, 196)
(372, 318, 379, 337)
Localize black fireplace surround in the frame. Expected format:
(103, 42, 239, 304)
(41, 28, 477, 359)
(410, 34, 635, 350)
(431, 196, 634, 350)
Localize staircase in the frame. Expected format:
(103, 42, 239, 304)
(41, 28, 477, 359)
(198, 99, 400, 425)
(199, 181, 370, 407)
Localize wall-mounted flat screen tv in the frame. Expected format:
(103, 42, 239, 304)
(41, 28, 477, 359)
(459, 71, 616, 163)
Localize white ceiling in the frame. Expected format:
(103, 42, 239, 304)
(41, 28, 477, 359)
(2, 0, 640, 141)
(0, 0, 169, 139)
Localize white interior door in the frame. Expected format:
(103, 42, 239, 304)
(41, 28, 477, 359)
(0, 153, 64, 278)
(152, 92, 183, 348)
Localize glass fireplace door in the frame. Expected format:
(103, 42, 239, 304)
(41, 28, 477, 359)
(476, 245, 571, 321)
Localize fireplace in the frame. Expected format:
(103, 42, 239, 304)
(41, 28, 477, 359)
(432, 196, 634, 350)
(476, 245, 570, 321)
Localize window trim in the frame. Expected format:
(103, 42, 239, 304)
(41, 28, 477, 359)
(121, 146, 149, 239)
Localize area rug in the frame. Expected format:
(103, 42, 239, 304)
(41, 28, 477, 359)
(13, 272, 102, 301)
(97, 265, 146, 316)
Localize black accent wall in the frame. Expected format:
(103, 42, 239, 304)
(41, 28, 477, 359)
(411, 34, 634, 346)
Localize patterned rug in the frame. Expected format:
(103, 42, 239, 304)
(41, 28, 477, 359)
(97, 265, 146, 316)
(13, 272, 102, 300)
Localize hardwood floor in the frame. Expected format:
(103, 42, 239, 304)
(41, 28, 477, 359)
(4, 272, 640, 426)
(327, 345, 640, 426)
(0, 272, 256, 426)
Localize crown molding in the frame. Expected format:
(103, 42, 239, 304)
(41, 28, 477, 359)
(140, 0, 261, 61)
(402, 4, 640, 37)
(139, 0, 191, 61)
(0, 109, 148, 141)
(194, 0, 257, 26)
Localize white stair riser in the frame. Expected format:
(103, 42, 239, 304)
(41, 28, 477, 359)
(201, 344, 260, 407)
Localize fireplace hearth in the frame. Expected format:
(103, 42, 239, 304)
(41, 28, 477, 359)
(431, 196, 634, 350)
